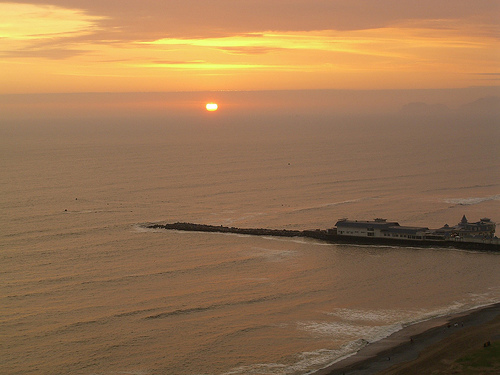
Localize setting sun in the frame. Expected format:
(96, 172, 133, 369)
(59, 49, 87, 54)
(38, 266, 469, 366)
(205, 103, 218, 111)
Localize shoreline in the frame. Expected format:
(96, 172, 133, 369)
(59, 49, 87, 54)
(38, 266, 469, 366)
(312, 302, 500, 375)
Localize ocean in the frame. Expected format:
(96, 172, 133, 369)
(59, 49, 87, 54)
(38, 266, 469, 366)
(1, 100, 500, 374)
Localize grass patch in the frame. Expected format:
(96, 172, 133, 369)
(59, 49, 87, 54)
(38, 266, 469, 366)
(457, 341, 500, 369)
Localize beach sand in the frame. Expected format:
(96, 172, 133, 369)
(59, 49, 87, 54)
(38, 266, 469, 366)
(313, 303, 500, 375)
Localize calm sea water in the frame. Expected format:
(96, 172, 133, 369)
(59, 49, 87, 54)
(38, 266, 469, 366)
(1, 111, 499, 375)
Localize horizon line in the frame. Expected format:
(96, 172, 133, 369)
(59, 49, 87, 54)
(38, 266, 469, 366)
(2, 85, 499, 97)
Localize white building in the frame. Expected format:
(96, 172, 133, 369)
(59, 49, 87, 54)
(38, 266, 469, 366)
(335, 218, 429, 240)
(434, 216, 496, 238)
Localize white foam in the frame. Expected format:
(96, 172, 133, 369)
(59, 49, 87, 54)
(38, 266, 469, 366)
(297, 320, 402, 342)
(254, 298, 497, 375)
(323, 303, 470, 334)
(285, 301, 492, 375)
(221, 362, 287, 375)
(293, 340, 368, 373)
(262, 236, 335, 246)
(292, 197, 373, 213)
(131, 224, 160, 233)
(221, 339, 369, 375)
(326, 308, 422, 324)
(249, 247, 298, 262)
(444, 194, 500, 205)
(467, 288, 500, 305)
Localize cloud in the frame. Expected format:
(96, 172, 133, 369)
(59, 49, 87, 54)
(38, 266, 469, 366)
(218, 46, 283, 55)
(141, 28, 491, 62)
(1, 1, 498, 93)
(0, 47, 87, 60)
(3, 0, 499, 42)
(0, 3, 104, 39)
(152, 60, 206, 65)
(2, 1, 498, 59)
(0, 3, 105, 58)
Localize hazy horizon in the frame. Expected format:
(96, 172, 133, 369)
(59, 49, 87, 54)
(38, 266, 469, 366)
(2, 86, 499, 124)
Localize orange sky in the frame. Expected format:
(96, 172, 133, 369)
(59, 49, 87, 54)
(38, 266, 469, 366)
(0, 0, 499, 94)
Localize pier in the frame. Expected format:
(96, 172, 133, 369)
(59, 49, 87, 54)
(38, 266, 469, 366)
(144, 222, 500, 252)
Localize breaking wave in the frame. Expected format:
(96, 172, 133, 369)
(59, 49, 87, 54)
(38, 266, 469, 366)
(291, 197, 375, 213)
(444, 194, 500, 206)
(221, 339, 369, 375)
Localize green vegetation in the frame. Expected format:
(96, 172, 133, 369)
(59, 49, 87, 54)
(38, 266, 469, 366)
(457, 341, 500, 372)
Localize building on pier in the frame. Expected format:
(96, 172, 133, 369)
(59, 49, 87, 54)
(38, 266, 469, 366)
(335, 216, 496, 241)
(433, 216, 496, 239)
(335, 218, 429, 240)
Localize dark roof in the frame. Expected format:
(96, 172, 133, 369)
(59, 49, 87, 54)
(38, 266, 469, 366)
(335, 220, 399, 229)
(335, 220, 428, 234)
(387, 226, 429, 234)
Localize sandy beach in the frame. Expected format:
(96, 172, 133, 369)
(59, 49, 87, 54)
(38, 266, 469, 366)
(313, 303, 500, 375)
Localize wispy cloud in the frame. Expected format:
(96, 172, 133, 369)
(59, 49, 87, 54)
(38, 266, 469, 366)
(142, 27, 494, 61)
(0, 47, 87, 60)
(0, 0, 498, 93)
(3, 0, 499, 41)
(0, 3, 105, 59)
(0, 3, 104, 40)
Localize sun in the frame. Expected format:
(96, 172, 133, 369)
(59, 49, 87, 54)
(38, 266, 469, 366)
(205, 103, 218, 111)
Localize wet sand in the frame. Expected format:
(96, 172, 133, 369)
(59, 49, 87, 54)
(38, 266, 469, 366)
(313, 303, 500, 375)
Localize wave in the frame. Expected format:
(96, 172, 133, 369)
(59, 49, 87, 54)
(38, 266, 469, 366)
(291, 197, 375, 214)
(220, 339, 369, 375)
(325, 308, 423, 324)
(444, 194, 500, 206)
(4, 254, 264, 304)
(32, 306, 163, 338)
(263, 236, 334, 246)
(297, 320, 402, 340)
(292, 299, 500, 375)
(425, 184, 498, 193)
(145, 306, 214, 319)
(220, 212, 267, 225)
(145, 293, 295, 320)
(248, 247, 298, 262)
(78, 257, 259, 288)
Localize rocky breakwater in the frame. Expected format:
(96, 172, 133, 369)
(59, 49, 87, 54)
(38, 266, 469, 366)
(145, 222, 331, 241)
